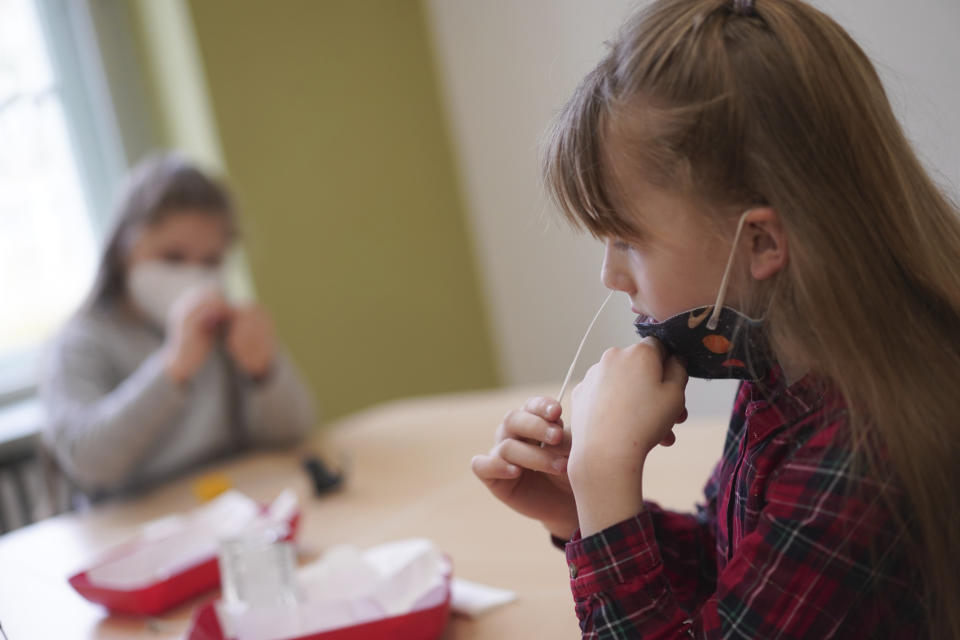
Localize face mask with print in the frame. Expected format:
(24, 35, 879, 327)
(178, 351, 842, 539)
(127, 261, 224, 327)
(633, 211, 770, 381)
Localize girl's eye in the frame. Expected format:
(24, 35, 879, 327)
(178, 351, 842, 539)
(203, 256, 222, 268)
(161, 251, 186, 264)
(613, 240, 632, 251)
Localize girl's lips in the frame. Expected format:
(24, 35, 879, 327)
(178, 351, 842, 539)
(632, 307, 657, 323)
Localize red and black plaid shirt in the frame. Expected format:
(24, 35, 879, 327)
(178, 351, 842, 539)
(563, 368, 927, 638)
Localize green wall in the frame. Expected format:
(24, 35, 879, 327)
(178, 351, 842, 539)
(176, 0, 498, 419)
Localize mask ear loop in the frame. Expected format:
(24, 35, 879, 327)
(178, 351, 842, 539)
(706, 210, 752, 331)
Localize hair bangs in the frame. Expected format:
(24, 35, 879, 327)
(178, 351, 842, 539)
(542, 64, 642, 240)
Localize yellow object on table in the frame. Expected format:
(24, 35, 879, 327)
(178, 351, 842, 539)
(191, 472, 233, 502)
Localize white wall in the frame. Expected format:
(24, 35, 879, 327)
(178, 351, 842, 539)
(423, 0, 960, 418)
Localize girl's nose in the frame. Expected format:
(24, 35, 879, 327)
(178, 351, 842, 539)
(601, 240, 635, 294)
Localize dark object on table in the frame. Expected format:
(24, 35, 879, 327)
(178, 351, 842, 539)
(302, 455, 344, 496)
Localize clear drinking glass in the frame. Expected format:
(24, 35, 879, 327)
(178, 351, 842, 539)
(218, 532, 302, 609)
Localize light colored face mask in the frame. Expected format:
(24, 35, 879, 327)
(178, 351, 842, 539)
(126, 260, 224, 327)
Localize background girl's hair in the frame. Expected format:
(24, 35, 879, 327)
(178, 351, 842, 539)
(85, 152, 237, 308)
(543, 0, 960, 635)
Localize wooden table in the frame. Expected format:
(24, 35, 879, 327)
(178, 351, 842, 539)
(0, 386, 725, 639)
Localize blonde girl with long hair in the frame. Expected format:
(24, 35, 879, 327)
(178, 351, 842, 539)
(472, 0, 960, 637)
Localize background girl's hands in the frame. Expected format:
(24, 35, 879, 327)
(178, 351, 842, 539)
(163, 289, 231, 385)
(471, 396, 579, 539)
(225, 304, 277, 380)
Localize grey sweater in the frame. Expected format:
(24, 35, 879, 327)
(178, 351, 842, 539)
(40, 305, 315, 497)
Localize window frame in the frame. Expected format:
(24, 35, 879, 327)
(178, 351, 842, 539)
(0, 0, 157, 407)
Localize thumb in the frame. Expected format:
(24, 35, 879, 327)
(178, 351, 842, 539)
(662, 355, 688, 389)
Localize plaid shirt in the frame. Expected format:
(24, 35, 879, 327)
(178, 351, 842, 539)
(564, 369, 926, 639)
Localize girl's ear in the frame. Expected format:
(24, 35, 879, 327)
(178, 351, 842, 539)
(744, 207, 788, 280)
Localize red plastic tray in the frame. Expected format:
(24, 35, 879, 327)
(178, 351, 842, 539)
(69, 511, 300, 616)
(185, 559, 452, 640)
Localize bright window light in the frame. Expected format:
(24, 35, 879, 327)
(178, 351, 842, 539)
(0, 0, 99, 396)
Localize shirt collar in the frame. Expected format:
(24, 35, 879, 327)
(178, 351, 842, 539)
(743, 364, 833, 431)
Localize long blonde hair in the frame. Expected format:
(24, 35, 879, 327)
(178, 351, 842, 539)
(543, 0, 960, 635)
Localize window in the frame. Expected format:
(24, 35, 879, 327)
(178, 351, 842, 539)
(0, 0, 119, 401)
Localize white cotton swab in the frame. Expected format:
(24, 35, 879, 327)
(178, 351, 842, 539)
(556, 291, 614, 404)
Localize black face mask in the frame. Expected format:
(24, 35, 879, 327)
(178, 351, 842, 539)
(633, 210, 771, 381)
(634, 306, 768, 380)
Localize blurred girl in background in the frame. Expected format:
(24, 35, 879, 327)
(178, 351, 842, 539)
(41, 153, 315, 500)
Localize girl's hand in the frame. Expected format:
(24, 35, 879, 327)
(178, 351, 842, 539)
(163, 289, 231, 385)
(471, 396, 579, 539)
(225, 304, 277, 380)
(568, 337, 688, 536)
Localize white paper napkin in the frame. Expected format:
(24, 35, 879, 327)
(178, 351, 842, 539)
(450, 578, 517, 617)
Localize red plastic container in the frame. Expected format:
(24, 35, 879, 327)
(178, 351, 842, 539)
(185, 565, 452, 640)
(68, 511, 300, 616)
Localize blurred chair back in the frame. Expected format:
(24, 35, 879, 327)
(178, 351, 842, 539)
(0, 437, 40, 533)
(0, 435, 77, 534)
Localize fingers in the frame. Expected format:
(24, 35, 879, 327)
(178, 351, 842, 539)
(522, 396, 562, 423)
(662, 355, 688, 423)
(606, 339, 670, 379)
(541, 429, 572, 456)
(662, 354, 689, 388)
(637, 336, 668, 361)
(202, 305, 231, 330)
(497, 406, 564, 446)
(184, 292, 228, 320)
(180, 286, 226, 315)
(493, 438, 567, 475)
(656, 407, 688, 448)
(471, 454, 520, 484)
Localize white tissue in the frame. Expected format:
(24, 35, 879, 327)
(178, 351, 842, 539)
(85, 490, 295, 590)
(217, 538, 451, 640)
(450, 578, 517, 617)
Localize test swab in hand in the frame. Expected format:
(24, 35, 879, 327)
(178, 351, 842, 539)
(556, 291, 614, 404)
